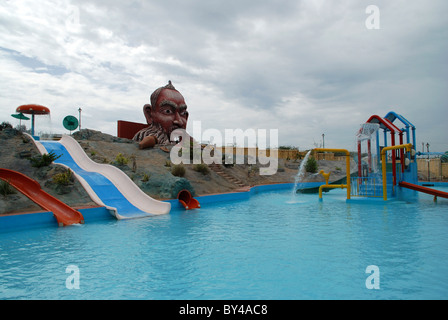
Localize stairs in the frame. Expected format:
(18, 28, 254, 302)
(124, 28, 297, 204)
(208, 164, 250, 191)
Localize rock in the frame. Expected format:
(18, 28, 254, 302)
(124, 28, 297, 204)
(0, 128, 20, 139)
(73, 129, 134, 144)
(18, 151, 32, 159)
(139, 172, 196, 199)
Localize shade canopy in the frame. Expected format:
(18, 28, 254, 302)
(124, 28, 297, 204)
(16, 104, 50, 136)
(16, 104, 50, 115)
(11, 113, 30, 120)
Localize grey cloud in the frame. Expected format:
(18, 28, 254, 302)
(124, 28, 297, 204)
(1, 0, 447, 151)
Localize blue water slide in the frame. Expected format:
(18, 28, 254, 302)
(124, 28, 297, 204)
(37, 137, 170, 219)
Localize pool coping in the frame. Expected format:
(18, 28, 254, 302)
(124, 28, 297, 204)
(1, 181, 447, 232)
(0, 182, 301, 232)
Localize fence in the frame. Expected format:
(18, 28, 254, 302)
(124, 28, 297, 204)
(217, 147, 307, 160)
(416, 158, 448, 181)
(216, 147, 345, 161)
(350, 176, 383, 198)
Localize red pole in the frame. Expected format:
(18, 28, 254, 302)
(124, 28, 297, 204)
(400, 133, 405, 173)
(368, 139, 372, 174)
(391, 133, 396, 185)
(358, 141, 362, 177)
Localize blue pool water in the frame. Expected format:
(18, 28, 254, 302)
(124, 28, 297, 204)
(1, 188, 447, 300)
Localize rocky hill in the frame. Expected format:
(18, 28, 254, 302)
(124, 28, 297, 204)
(0, 128, 352, 215)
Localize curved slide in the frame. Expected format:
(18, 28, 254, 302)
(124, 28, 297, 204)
(177, 189, 200, 210)
(0, 168, 84, 226)
(399, 182, 448, 200)
(34, 135, 171, 219)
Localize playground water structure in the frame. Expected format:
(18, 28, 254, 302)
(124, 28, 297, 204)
(15, 104, 52, 137)
(314, 111, 448, 203)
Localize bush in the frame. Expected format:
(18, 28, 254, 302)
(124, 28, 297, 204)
(442, 152, 448, 163)
(193, 163, 210, 175)
(29, 151, 61, 168)
(305, 157, 318, 173)
(141, 173, 150, 182)
(115, 153, 129, 166)
(52, 169, 73, 186)
(0, 121, 12, 131)
(171, 164, 186, 177)
(0, 180, 16, 196)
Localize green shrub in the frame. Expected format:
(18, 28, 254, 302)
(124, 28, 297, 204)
(279, 145, 298, 150)
(29, 151, 61, 168)
(0, 180, 17, 196)
(305, 157, 318, 173)
(442, 152, 448, 163)
(52, 169, 73, 186)
(171, 164, 186, 177)
(142, 173, 150, 182)
(115, 153, 129, 166)
(193, 163, 210, 175)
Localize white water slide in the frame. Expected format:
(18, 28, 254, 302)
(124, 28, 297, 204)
(35, 135, 171, 219)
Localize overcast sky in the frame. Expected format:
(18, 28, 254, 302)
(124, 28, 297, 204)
(1, 0, 447, 152)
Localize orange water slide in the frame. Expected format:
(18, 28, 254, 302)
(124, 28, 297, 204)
(177, 189, 200, 210)
(0, 168, 84, 226)
(399, 181, 448, 200)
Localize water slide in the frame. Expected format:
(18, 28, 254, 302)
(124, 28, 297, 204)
(32, 135, 171, 219)
(0, 168, 84, 226)
(399, 181, 448, 200)
(177, 189, 200, 210)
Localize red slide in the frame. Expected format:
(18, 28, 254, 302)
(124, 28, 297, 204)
(399, 181, 448, 200)
(177, 189, 200, 210)
(0, 168, 84, 226)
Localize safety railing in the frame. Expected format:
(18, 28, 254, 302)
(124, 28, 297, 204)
(351, 176, 383, 198)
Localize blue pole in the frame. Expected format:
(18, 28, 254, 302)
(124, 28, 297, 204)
(31, 113, 35, 136)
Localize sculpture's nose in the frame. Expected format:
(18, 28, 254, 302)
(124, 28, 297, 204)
(173, 111, 182, 124)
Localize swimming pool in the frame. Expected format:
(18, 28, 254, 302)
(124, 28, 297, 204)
(0, 187, 447, 300)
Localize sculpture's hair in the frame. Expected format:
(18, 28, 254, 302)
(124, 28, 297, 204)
(149, 80, 177, 109)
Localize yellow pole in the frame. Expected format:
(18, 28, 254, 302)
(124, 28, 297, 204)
(314, 148, 351, 200)
(319, 184, 347, 200)
(380, 143, 413, 201)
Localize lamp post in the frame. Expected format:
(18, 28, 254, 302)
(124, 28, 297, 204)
(322, 133, 325, 149)
(426, 143, 430, 181)
(78, 107, 82, 131)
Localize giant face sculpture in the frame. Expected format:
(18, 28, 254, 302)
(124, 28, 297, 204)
(133, 81, 189, 148)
